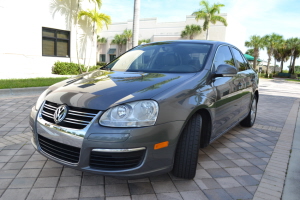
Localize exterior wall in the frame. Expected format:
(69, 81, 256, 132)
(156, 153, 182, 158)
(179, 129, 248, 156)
(0, 0, 96, 76)
(98, 14, 227, 63)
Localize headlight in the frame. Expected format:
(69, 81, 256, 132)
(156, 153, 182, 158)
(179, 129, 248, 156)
(35, 89, 50, 110)
(99, 100, 159, 127)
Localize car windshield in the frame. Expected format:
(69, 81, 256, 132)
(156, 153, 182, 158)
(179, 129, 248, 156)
(105, 42, 212, 73)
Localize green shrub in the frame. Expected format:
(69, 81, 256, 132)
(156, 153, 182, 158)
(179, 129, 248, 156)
(52, 61, 99, 75)
(52, 61, 82, 75)
(258, 73, 265, 77)
(84, 65, 99, 72)
(97, 62, 107, 66)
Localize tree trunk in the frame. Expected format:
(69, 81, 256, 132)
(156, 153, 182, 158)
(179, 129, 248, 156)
(288, 49, 295, 74)
(132, 0, 140, 47)
(76, 0, 83, 74)
(280, 60, 284, 73)
(274, 59, 276, 73)
(266, 56, 271, 75)
(205, 28, 209, 40)
(291, 55, 296, 74)
(253, 57, 257, 70)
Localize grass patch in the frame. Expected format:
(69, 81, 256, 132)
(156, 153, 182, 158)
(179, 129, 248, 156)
(285, 79, 300, 82)
(0, 77, 69, 89)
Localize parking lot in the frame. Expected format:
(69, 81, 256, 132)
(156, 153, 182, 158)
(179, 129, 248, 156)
(0, 79, 299, 200)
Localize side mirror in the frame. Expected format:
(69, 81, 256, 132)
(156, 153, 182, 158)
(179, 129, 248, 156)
(214, 64, 237, 77)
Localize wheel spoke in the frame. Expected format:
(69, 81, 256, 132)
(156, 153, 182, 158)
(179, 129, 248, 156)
(251, 98, 257, 124)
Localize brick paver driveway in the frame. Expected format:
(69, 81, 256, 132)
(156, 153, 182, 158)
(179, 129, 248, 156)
(0, 79, 299, 200)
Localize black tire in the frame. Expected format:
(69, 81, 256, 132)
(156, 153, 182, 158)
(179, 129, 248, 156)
(240, 95, 257, 127)
(172, 114, 202, 179)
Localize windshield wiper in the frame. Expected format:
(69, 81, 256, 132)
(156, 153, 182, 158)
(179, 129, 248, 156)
(100, 66, 113, 71)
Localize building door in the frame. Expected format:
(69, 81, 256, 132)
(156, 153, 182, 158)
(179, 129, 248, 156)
(109, 54, 116, 62)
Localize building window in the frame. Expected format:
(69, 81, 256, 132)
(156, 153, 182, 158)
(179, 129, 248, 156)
(109, 55, 116, 62)
(100, 54, 106, 62)
(42, 27, 70, 57)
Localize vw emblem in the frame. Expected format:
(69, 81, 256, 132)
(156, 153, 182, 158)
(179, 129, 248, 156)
(53, 105, 68, 123)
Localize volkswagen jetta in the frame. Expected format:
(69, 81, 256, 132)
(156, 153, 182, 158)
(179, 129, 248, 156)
(30, 40, 258, 179)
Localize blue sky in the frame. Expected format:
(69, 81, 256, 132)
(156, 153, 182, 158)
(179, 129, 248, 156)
(101, 0, 300, 67)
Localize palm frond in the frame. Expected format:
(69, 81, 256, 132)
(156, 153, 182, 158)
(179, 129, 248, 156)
(78, 9, 111, 32)
(199, 0, 209, 12)
(88, 0, 102, 9)
(210, 15, 227, 26)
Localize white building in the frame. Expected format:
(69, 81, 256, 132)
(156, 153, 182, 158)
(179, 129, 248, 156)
(98, 14, 227, 63)
(0, 0, 96, 77)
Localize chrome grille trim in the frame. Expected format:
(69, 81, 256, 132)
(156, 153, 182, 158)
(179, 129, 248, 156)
(44, 104, 56, 110)
(41, 111, 53, 118)
(40, 101, 100, 130)
(68, 112, 95, 118)
(64, 119, 89, 125)
(92, 147, 146, 153)
(69, 110, 97, 116)
(65, 118, 90, 124)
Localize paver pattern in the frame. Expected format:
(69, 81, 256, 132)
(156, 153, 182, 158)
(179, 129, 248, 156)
(0, 79, 299, 200)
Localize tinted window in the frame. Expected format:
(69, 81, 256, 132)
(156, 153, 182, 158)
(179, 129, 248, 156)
(42, 27, 70, 57)
(106, 43, 212, 73)
(231, 48, 250, 71)
(213, 46, 235, 71)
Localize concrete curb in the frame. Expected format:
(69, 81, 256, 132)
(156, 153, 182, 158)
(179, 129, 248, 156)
(0, 86, 47, 98)
(253, 99, 300, 200)
(282, 100, 300, 200)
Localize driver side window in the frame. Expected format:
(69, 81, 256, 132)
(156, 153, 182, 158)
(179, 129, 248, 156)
(213, 46, 235, 72)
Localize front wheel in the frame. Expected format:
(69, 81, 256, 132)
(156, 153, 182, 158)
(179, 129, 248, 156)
(172, 114, 202, 179)
(240, 95, 257, 127)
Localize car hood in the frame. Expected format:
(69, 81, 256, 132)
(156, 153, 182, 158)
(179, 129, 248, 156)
(46, 70, 195, 110)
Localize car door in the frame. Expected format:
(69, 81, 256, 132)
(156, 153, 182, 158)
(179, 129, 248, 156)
(230, 47, 255, 119)
(211, 45, 244, 140)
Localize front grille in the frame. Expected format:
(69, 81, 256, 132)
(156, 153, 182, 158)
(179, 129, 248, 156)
(38, 134, 80, 163)
(41, 101, 99, 129)
(90, 150, 146, 170)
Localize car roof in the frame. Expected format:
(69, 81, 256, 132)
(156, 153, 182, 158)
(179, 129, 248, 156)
(146, 40, 232, 46)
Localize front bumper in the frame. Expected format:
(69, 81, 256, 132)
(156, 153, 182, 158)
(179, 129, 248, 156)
(30, 106, 184, 179)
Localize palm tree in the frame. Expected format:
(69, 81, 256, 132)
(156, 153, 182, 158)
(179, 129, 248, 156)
(262, 33, 283, 75)
(286, 37, 300, 74)
(78, 9, 111, 71)
(274, 39, 289, 73)
(78, 9, 111, 34)
(122, 29, 133, 51)
(97, 36, 107, 44)
(192, 0, 227, 40)
(111, 34, 126, 56)
(181, 24, 202, 40)
(138, 39, 151, 45)
(245, 35, 264, 70)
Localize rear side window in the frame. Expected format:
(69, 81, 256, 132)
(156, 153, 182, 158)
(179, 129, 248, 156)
(213, 46, 234, 71)
(231, 48, 250, 71)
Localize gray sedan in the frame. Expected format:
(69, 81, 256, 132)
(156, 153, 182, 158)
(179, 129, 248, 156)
(30, 40, 258, 179)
